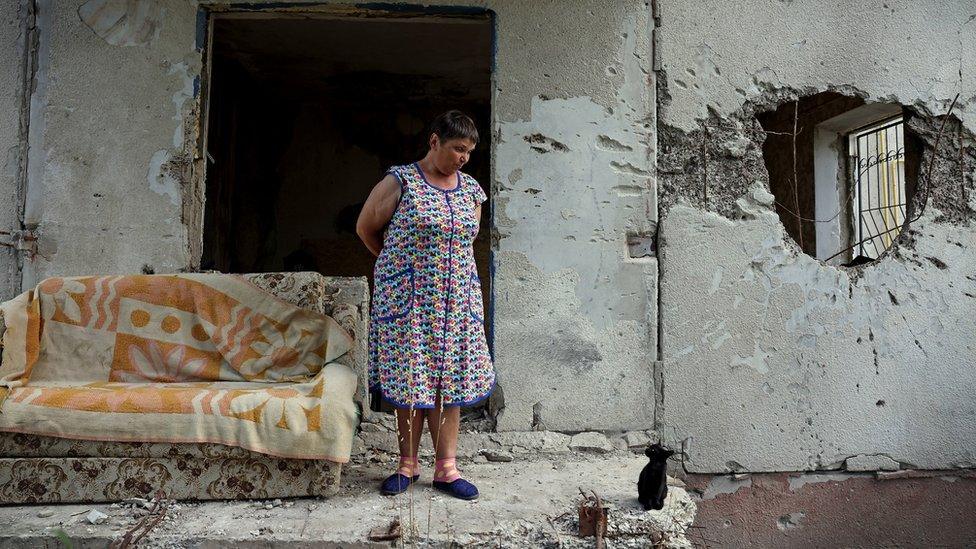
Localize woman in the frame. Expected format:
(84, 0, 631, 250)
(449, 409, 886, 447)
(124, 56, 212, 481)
(356, 110, 495, 501)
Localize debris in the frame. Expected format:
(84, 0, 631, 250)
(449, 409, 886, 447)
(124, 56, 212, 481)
(109, 490, 170, 549)
(876, 470, 916, 480)
(569, 432, 614, 454)
(577, 489, 608, 549)
(36, 509, 54, 518)
(844, 454, 900, 472)
(722, 136, 752, 158)
(368, 518, 402, 542)
(6, 454, 699, 547)
(611, 436, 629, 451)
(623, 430, 651, 449)
(123, 497, 150, 508)
(86, 509, 109, 524)
(359, 422, 387, 433)
(484, 450, 514, 462)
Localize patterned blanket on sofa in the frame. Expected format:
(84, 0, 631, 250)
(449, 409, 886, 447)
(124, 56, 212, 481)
(0, 273, 358, 462)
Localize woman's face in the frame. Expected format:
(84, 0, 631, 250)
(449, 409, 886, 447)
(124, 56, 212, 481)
(430, 135, 476, 174)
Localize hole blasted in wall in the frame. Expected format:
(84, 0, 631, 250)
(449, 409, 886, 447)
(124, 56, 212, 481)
(657, 74, 976, 272)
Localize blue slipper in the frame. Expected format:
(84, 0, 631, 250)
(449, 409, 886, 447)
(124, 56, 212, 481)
(432, 478, 479, 500)
(380, 472, 420, 495)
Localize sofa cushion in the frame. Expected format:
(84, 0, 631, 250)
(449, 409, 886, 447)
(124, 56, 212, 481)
(0, 363, 358, 461)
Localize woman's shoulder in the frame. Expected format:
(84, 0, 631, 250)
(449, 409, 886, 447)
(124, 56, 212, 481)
(458, 170, 480, 186)
(384, 164, 417, 189)
(459, 170, 487, 203)
(385, 163, 411, 177)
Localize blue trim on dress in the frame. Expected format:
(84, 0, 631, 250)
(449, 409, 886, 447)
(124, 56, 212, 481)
(374, 267, 415, 323)
(468, 269, 484, 323)
(443, 377, 496, 408)
(386, 168, 406, 191)
(369, 377, 497, 410)
(441, 193, 456, 377)
(414, 162, 462, 193)
(384, 168, 406, 232)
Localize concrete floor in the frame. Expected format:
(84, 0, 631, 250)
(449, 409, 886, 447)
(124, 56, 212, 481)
(0, 453, 696, 548)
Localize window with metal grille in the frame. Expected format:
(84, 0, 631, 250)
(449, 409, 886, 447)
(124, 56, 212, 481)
(847, 117, 907, 259)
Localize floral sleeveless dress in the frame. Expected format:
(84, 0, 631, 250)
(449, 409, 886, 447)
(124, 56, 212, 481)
(368, 162, 495, 409)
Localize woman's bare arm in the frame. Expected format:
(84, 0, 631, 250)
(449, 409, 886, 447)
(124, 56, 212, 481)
(474, 203, 482, 239)
(356, 174, 402, 257)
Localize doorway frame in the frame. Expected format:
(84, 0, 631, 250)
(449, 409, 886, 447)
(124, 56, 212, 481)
(191, 2, 498, 353)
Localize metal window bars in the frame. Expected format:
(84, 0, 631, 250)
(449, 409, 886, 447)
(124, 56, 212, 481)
(849, 117, 907, 259)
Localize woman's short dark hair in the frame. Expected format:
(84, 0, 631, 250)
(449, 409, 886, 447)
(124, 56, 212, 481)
(429, 110, 479, 145)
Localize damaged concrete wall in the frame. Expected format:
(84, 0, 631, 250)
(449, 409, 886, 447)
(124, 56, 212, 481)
(485, 1, 656, 431)
(0, 1, 30, 300)
(18, 0, 199, 288)
(657, 0, 976, 472)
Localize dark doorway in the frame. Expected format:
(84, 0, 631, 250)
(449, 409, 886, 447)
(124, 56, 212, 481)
(200, 11, 493, 297)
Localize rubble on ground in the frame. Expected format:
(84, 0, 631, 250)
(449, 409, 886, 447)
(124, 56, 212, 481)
(0, 424, 695, 548)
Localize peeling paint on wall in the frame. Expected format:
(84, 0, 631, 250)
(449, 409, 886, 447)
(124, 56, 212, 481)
(168, 61, 196, 149)
(496, 95, 654, 332)
(489, 3, 657, 432)
(145, 59, 199, 208)
(701, 475, 752, 500)
(655, 0, 976, 474)
(78, 0, 164, 47)
(146, 149, 179, 206)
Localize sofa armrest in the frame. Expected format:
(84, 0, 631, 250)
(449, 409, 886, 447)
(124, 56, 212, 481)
(242, 272, 370, 420)
(318, 276, 369, 421)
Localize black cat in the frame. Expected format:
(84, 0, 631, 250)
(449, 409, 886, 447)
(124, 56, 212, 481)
(638, 442, 675, 511)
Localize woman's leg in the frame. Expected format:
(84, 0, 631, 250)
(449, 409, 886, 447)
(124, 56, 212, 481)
(426, 397, 477, 498)
(381, 406, 427, 494)
(426, 393, 460, 459)
(395, 406, 426, 475)
(426, 394, 463, 484)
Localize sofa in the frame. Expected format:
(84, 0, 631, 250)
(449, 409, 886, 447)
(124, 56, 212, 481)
(0, 271, 369, 504)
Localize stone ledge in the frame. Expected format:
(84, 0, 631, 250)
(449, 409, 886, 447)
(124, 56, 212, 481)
(354, 418, 660, 462)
